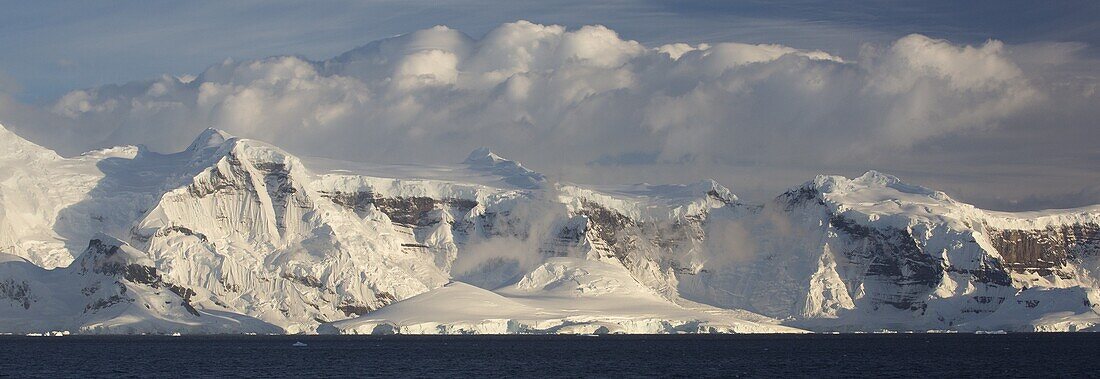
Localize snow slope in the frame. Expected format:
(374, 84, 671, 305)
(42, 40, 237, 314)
(321, 258, 801, 334)
(0, 124, 101, 268)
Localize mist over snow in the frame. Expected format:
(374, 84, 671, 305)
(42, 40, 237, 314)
(1, 20, 1098, 210)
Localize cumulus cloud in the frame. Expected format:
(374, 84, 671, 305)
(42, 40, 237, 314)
(1, 21, 1096, 209)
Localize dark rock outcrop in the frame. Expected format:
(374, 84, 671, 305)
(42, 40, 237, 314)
(989, 223, 1100, 277)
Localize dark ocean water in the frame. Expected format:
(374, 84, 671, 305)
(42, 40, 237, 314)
(0, 334, 1097, 378)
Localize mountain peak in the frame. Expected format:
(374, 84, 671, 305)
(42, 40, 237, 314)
(76, 235, 155, 275)
(462, 147, 545, 189)
(702, 179, 737, 203)
(852, 170, 903, 186)
(805, 170, 952, 205)
(186, 128, 234, 153)
(463, 147, 505, 165)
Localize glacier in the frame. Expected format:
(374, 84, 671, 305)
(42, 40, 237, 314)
(0, 123, 1098, 334)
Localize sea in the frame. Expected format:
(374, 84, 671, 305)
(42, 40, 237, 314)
(0, 334, 1097, 378)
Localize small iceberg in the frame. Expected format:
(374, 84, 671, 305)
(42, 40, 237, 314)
(292, 341, 308, 347)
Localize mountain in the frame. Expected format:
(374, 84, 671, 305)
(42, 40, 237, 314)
(0, 235, 278, 334)
(667, 172, 1100, 332)
(0, 123, 1098, 334)
(0, 124, 101, 269)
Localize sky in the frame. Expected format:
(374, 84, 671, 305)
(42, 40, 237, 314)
(0, 0, 1097, 210)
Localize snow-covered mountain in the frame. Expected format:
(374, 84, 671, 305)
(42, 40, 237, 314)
(1, 123, 1097, 334)
(0, 235, 278, 334)
(675, 172, 1100, 332)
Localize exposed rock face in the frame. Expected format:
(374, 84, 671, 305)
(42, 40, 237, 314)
(828, 215, 949, 312)
(320, 190, 478, 226)
(573, 200, 637, 261)
(989, 224, 1100, 277)
(0, 278, 33, 310)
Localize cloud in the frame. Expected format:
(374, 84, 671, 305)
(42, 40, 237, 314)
(981, 185, 1100, 212)
(451, 194, 574, 289)
(1, 21, 1096, 210)
(703, 218, 757, 266)
(864, 35, 1038, 145)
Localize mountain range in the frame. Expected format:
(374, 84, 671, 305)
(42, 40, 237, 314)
(1, 124, 1097, 334)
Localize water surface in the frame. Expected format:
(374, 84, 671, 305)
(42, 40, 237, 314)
(0, 334, 1094, 378)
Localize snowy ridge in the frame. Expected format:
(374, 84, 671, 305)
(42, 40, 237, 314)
(809, 170, 976, 228)
(803, 170, 1100, 231)
(558, 179, 736, 222)
(983, 206, 1100, 230)
(0, 123, 62, 162)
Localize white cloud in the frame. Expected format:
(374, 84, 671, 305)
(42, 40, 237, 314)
(862, 34, 1039, 145)
(2, 21, 1095, 209)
